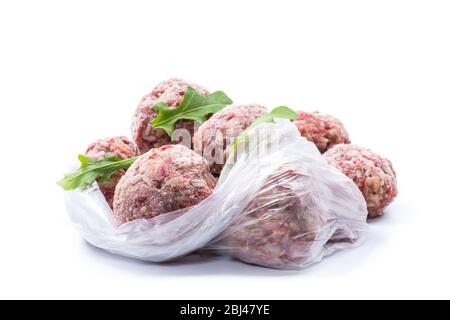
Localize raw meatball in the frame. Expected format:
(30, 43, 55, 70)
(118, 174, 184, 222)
(293, 111, 350, 153)
(85, 136, 136, 208)
(113, 144, 216, 225)
(324, 144, 397, 218)
(215, 169, 326, 268)
(132, 78, 209, 154)
(193, 104, 268, 175)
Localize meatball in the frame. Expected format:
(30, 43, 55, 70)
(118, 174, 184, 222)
(193, 104, 268, 175)
(293, 111, 350, 153)
(85, 136, 136, 208)
(214, 169, 326, 268)
(132, 78, 209, 154)
(324, 144, 398, 218)
(113, 144, 216, 225)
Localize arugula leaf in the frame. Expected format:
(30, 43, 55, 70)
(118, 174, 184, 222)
(57, 154, 137, 191)
(228, 106, 298, 155)
(151, 87, 233, 136)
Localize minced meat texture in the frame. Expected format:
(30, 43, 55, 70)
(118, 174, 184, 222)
(293, 111, 350, 153)
(324, 144, 397, 218)
(113, 144, 216, 225)
(193, 104, 268, 175)
(85, 136, 136, 208)
(132, 78, 209, 154)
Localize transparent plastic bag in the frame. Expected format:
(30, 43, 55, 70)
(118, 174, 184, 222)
(64, 119, 368, 269)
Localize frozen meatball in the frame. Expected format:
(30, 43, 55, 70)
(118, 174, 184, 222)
(324, 144, 397, 218)
(85, 136, 136, 208)
(213, 169, 329, 268)
(193, 104, 268, 175)
(293, 111, 350, 153)
(113, 144, 216, 225)
(132, 78, 209, 154)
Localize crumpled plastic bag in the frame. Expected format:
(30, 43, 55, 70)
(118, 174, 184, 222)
(64, 119, 368, 269)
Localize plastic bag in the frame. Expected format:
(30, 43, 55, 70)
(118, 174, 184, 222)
(64, 119, 368, 269)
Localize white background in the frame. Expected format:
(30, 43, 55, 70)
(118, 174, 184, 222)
(0, 0, 449, 299)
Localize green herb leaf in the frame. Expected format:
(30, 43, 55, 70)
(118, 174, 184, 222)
(151, 87, 233, 136)
(57, 154, 137, 191)
(228, 106, 298, 155)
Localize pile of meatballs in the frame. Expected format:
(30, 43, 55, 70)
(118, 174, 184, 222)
(83, 78, 397, 267)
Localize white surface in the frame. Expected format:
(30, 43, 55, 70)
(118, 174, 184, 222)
(0, 0, 449, 299)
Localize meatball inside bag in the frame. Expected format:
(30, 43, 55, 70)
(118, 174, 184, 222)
(64, 120, 368, 269)
(205, 120, 368, 269)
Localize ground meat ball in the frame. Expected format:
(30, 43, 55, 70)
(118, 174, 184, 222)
(113, 144, 216, 225)
(193, 104, 268, 175)
(293, 111, 351, 153)
(85, 136, 136, 208)
(132, 78, 209, 154)
(324, 144, 397, 218)
(214, 169, 327, 268)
